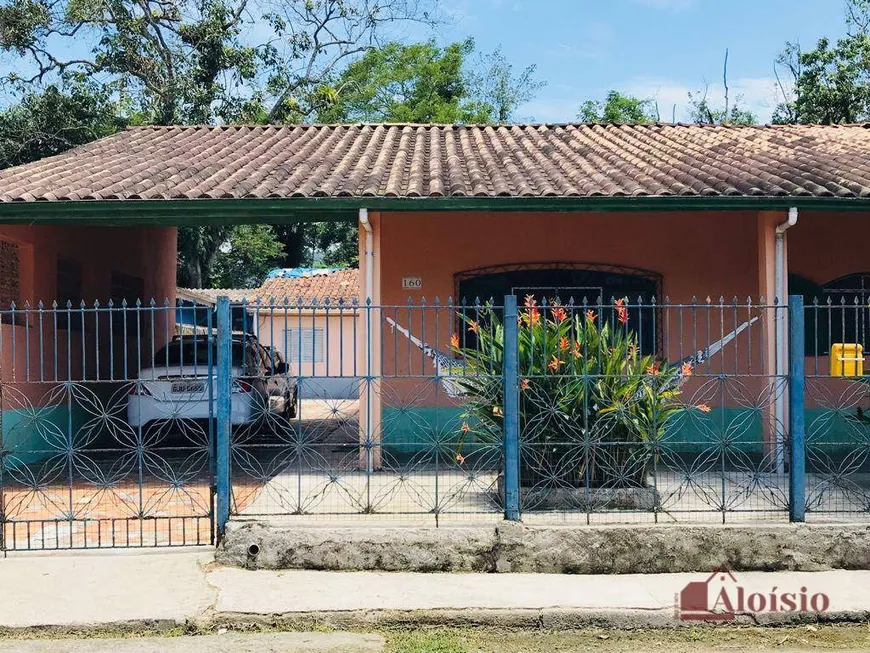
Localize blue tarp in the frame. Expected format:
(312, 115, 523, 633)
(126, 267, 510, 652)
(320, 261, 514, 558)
(266, 267, 343, 279)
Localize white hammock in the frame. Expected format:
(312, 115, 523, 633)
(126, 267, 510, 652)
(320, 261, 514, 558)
(384, 315, 758, 398)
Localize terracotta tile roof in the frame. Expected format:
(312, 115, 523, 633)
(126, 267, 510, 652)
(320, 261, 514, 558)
(177, 287, 253, 304)
(4, 123, 870, 201)
(179, 269, 359, 305)
(253, 268, 359, 304)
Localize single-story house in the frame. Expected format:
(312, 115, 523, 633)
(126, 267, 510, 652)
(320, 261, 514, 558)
(177, 267, 360, 398)
(1, 123, 870, 462)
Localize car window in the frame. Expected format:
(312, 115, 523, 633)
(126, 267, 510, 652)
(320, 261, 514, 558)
(152, 341, 245, 367)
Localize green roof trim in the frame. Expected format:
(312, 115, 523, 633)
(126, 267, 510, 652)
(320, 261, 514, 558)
(0, 195, 867, 226)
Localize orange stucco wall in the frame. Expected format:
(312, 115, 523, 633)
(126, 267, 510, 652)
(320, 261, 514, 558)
(788, 211, 870, 287)
(0, 224, 177, 304)
(368, 210, 766, 379)
(0, 225, 177, 386)
(378, 211, 762, 306)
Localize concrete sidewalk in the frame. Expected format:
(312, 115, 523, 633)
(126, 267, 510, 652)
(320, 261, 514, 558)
(1, 549, 870, 631)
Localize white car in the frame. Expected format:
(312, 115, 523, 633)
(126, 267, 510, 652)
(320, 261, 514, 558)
(127, 334, 298, 429)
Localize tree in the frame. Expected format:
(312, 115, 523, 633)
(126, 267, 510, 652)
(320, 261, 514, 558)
(578, 91, 657, 123)
(209, 224, 285, 288)
(0, 83, 123, 168)
(316, 39, 484, 123)
(466, 45, 545, 122)
(773, 0, 870, 124)
(687, 50, 757, 125)
(0, 0, 441, 124)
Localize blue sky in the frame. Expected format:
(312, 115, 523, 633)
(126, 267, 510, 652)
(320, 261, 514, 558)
(436, 0, 849, 123)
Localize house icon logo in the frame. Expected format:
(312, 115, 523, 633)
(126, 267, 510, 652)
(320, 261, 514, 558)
(674, 567, 831, 622)
(676, 568, 738, 621)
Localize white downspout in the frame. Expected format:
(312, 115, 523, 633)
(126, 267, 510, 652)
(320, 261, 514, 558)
(359, 208, 373, 302)
(359, 207, 375, 475)
(774, 207, 798, 473)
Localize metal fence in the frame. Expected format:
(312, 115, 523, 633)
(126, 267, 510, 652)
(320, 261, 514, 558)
(0, 300, 215, 550)
(3, 293, 870, 550)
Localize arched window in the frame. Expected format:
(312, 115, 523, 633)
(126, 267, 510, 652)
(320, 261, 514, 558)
(454, 262, 662, 354)
(791, 273, 870, 355)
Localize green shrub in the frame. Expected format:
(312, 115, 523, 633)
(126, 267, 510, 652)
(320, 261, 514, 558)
(452, 297, 693, 487)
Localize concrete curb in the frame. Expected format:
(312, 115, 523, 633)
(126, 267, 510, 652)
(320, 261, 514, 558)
(4, 607, 863, 637)
(218, 521, 870, 574)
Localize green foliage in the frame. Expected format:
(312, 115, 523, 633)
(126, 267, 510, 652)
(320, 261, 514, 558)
(465, 45, 545, 122)
(773, 1, 870, 124)
(687, 90, 757, 125)
(789, 35, 870, 124)
(209, 224, 285, 288)
(317, 39, 485, 123)
(453, 298, 690, 486)
(0, 83, 123, 169)
(578, 91, 657, 123)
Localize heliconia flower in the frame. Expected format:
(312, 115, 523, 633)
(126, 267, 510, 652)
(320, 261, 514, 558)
(696, 403, 712, 413)
(559, 336, 570, 351)
(548, 355, 564, 371)
(573, 341, 583, 358)
(461, 422, 471, 433)
(551, 306, 568, 323)
(450, 333, 460, 349)
(456, 453, 466, 464)
(585, 310, 597, 323)
(647, 362, 660, 376)
(528, 308, 541, 326)
(468, 320, 479, 334)
(524, 294, 537, 308)
(614, 298, 629, 325)
(520, 378, 530, 390)
(681, 362, 694, 377)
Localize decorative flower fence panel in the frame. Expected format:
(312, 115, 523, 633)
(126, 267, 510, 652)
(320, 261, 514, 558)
(3, 293, 870, 551)
(0, 301, 216, 551)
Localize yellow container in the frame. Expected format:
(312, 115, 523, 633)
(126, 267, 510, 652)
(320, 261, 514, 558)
(831, 343, 864, 377)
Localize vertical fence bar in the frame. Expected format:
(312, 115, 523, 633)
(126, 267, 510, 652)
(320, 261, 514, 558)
(503, 294, 521, 521)
(788, 294, 806, 522)
(216, 296, 231, 540)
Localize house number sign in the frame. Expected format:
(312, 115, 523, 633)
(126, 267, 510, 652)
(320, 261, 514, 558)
(402, 276, 423, 290)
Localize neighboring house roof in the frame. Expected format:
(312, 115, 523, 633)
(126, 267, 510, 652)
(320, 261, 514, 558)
(178, 268, 359, 306)
(3, 123, 870, 203)
(254, 268, 359, 304)
(177, 287, 252, 305)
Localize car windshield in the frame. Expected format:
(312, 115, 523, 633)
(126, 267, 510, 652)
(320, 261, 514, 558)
(152, 341, 246, 367)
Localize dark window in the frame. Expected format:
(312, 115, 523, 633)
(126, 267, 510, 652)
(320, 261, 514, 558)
(110, 271, 145, 304)
(455, 263, 661, 355)
(0, 240, 20, 308)
(792, 273, 870, 356)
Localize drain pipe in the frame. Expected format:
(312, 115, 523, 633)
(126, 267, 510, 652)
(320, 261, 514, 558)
(775, 207, 798, 473)
(359, 208, 374, 302)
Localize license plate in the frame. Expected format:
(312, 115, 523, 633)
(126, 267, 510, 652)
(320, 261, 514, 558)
(171, 381, 204, 393)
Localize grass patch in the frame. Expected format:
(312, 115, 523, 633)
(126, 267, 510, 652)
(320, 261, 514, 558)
(383, 624, 870, 653)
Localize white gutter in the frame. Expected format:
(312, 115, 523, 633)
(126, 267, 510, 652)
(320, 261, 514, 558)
(774, 207, 798, 473)
(359, 208, 373, 302)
